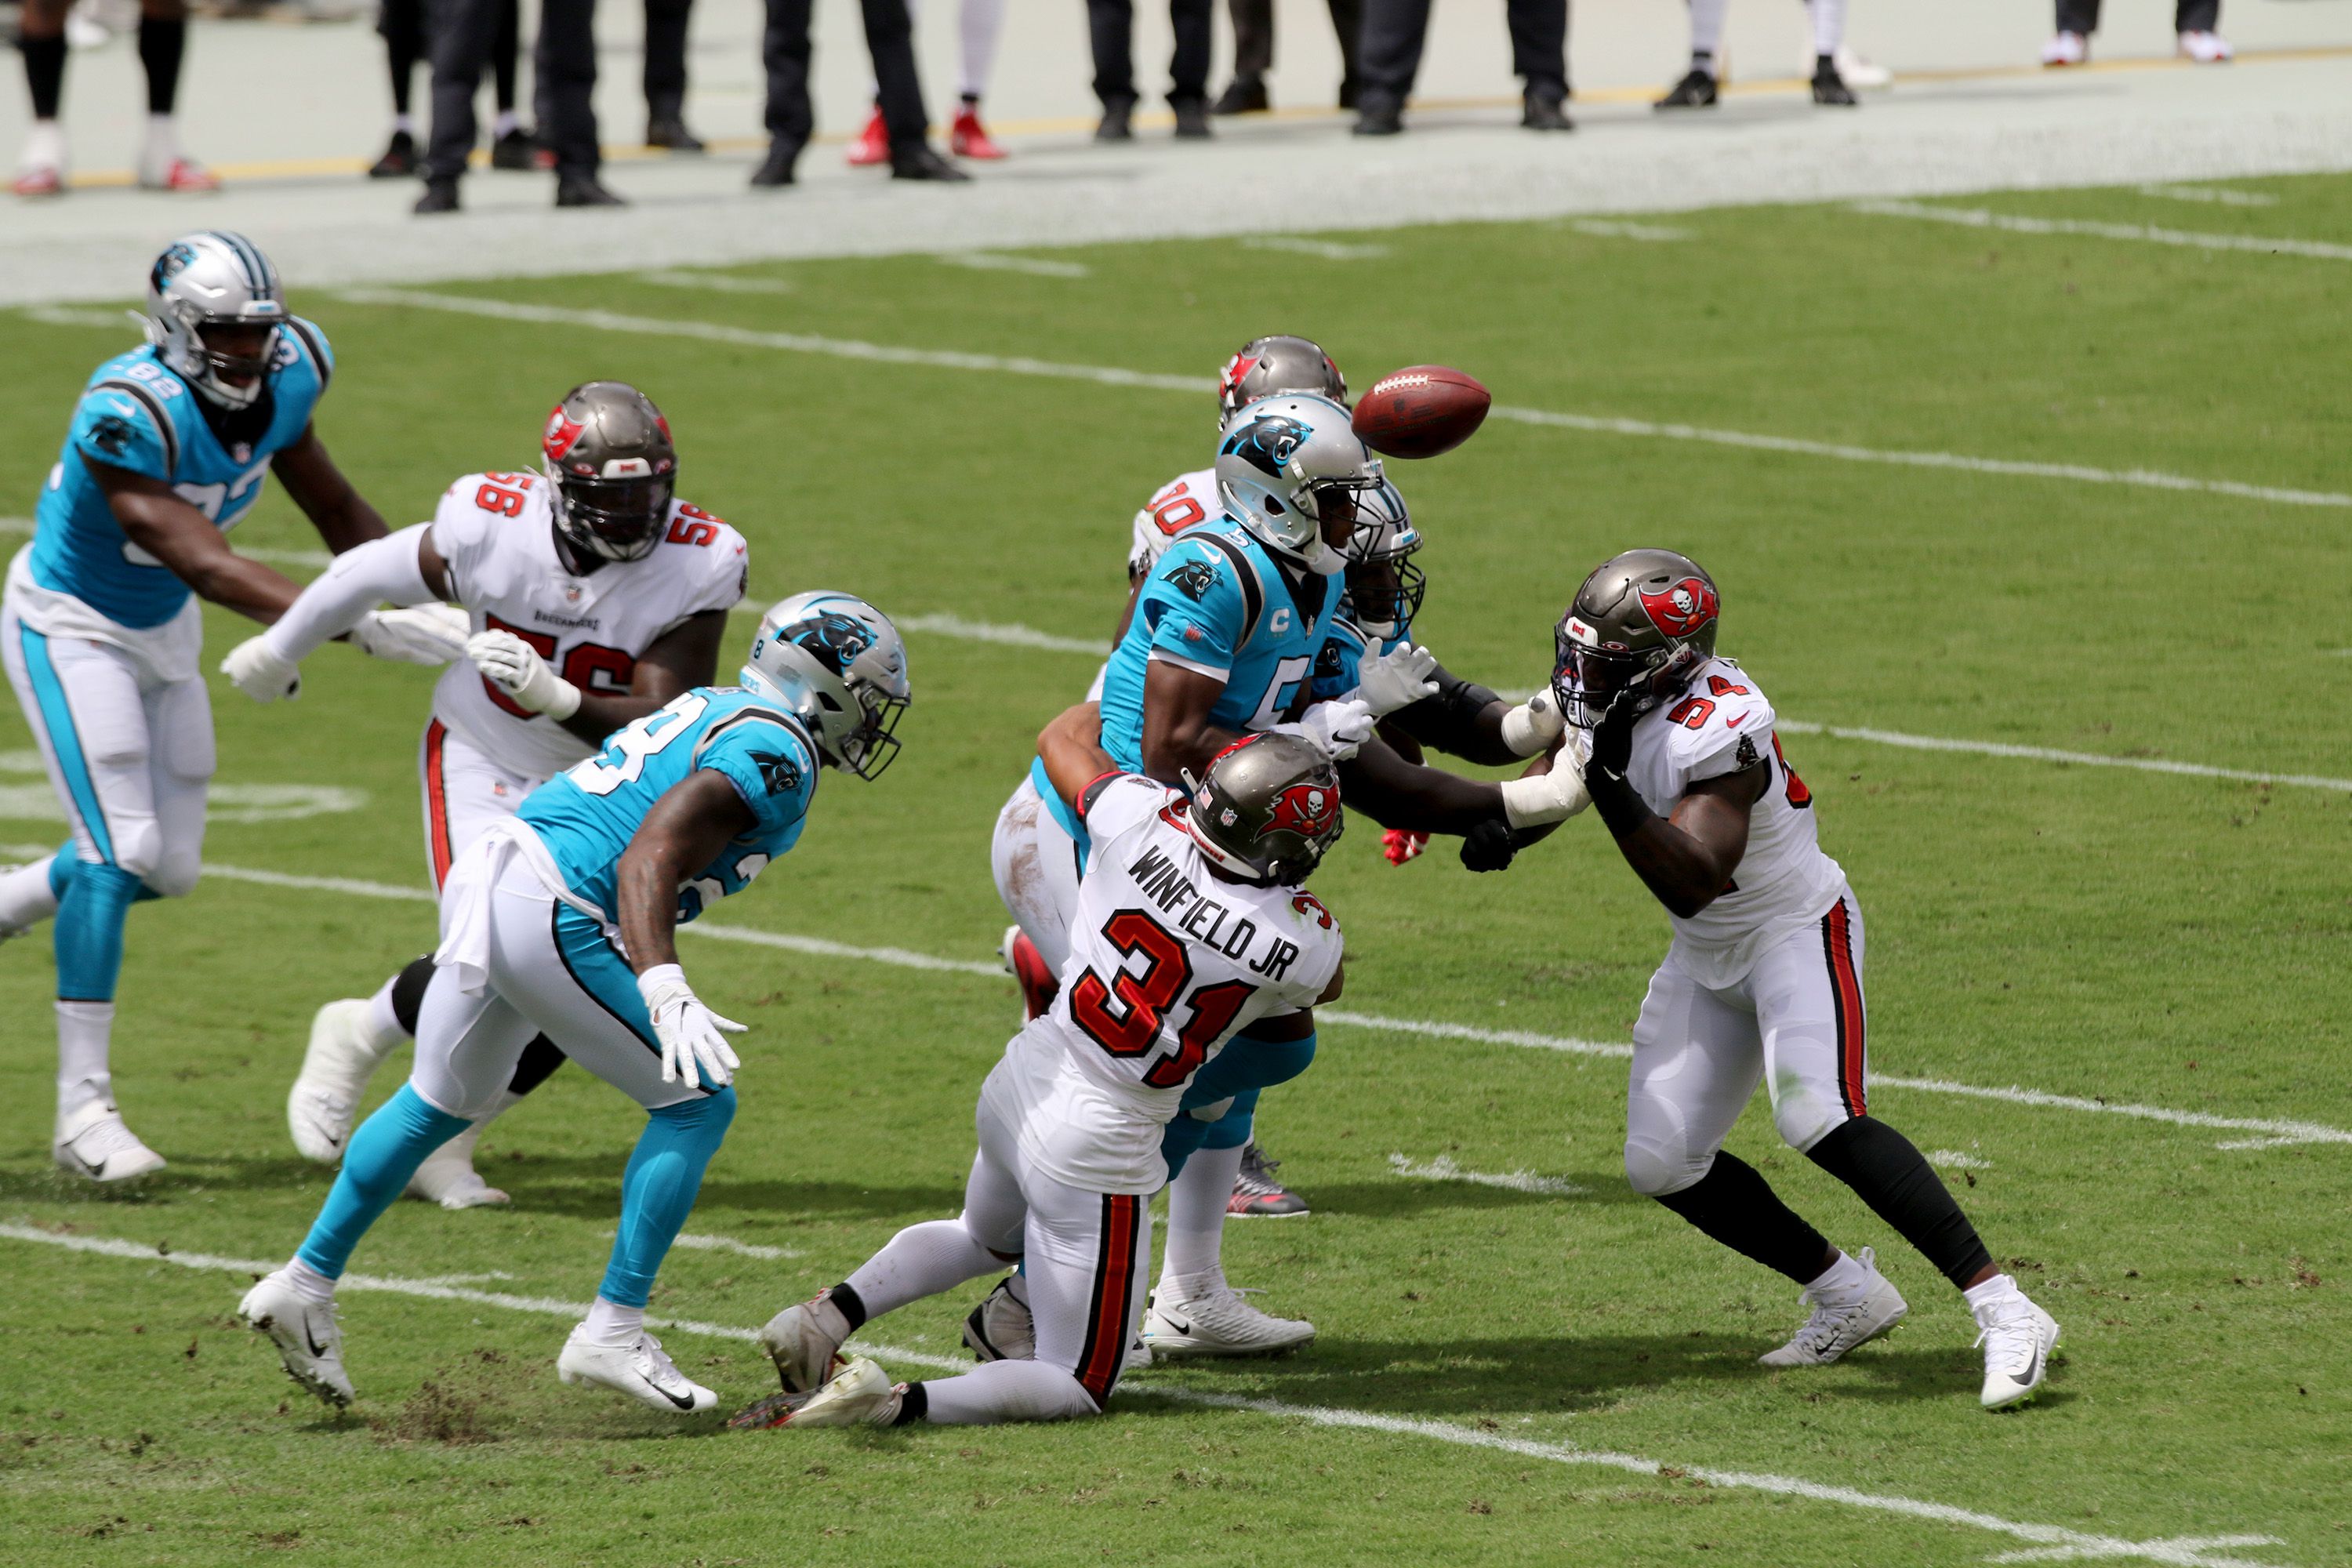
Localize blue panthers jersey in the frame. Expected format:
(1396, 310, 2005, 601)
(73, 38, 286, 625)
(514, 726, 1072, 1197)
(1098, 519, 1344, 779)
(29, 321, 334, 630)
(1308, 606, 1414, 705)
(521, 687, 820, 924)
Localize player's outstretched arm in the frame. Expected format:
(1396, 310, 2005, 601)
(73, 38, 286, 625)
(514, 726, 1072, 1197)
(270, 423, 391, 554)
(93, 459, 310, 623)
(1140, 659, 1245, 784)
(467, 608, 728, 745)
(1386, 662, 1566, 768)
(1036, 701, 1116, 815)
(617, 769, 758, 1087)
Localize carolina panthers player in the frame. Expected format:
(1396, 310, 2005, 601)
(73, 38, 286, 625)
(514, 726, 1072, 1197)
(1555, 550, 2059, 1410)
(239, 592, 910, 1415)
(220, 382, 746, 1211)
(0, 231, 462, 1184)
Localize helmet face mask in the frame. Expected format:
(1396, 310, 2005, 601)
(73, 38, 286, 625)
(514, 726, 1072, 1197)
(146, 232, 285, 410)
(1550, 550, 1722, 728)
(1338, 481, 1425, 637)
(1217, 335, 1348, 427)
(1181, 732, 1345, 887)
(541, 383, 679, 565)
(739, 592, 913, 782)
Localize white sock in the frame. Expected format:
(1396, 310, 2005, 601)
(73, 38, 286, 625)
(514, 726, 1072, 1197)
(1159, 1142, 1243, 1302)
(957, 0, 1005, 101)
(392, 112, 416, 136)
(1964, 1273, 2021, 1322)
(56, 1000, 115, 1119)
(1804, 1247, 1869, 1306)
(0, 856, 61, 933)
(144, 114, 178, 153)
(23, 120, 65, 169)
(492, 109, 520, 137)
(1690, 0, 1730, 64)
(282, 1256, 338, 1304)
(583, 1298, 644, 1346)
(364, 976, 412, 1055)
(1808, 0, 1847, 60)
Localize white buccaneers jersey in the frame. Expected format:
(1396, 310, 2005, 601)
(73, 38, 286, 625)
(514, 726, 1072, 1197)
(992, 773, 1345, 1194)
(426, 470, 748, 781)
(1624, 658, 1847, 989)
(1127, 466, 1218, 578)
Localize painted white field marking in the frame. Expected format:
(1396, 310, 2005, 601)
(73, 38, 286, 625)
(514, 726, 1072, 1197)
(1387, 1152, 1588, 1196)
(932, 252, 1091, 279)
(1992, 1542, 2292, 1566)
(1926, 1149, 1992, 1171)
(327, 292, 2352, 513)
(2134, 184, 2281, 208)
(0, 1221, 2296, 1568)
(670, 1232, 804, 1261)
(1853, 199, 2352, 264)
(0, 756, 366, 826)
(1566, 219, 1694, 242)
(634, 270, 798, 294)
(1771, 718, 2352, 796)
(1240, 236, 1391, 260)
(0, 515, 331, 570)
(17, 305, 139, 330)
(899, 611, 1114, 656)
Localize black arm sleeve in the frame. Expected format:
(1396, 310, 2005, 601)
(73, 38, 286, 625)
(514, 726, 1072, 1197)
(1387, 662, 1519, 766)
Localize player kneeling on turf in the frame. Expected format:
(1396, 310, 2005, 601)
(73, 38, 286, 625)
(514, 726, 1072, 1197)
(739, 730, 1346, 1429)
(239, 592, 909, 1413)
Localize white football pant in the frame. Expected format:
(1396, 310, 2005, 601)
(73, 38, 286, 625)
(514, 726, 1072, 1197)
(418, 718, 544, 889)
(989, 774, 1083, 975)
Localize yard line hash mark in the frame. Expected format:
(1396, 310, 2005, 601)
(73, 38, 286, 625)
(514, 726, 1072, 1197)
(931, 252, 1092, 278)
(331, 290, 2352, 512)
(0, 1222, 2296, 1568)
(5, 842, 2331, 1154)
(2133, 184, 2281, 208)
(1852, 199, 2352, 263)
(1239, 236, 1392, 260)
(1387, 1152, 1588, 1196)
(633, 270, 799, 294)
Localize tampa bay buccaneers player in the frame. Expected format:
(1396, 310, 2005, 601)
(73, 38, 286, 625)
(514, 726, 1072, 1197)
(1554, 548, 2060, 1410)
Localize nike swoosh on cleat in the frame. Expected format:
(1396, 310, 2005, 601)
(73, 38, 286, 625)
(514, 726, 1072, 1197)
(306, 1330, 331, 1357)
(650, 1379, 699, 1410)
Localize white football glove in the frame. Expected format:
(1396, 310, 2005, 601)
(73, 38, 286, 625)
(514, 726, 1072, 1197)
(350, 604, 471, 666)
(1499, 688, 1569, 757)
(1498, 732, 1595, 828)
(1352, 641, 1440, 717)
(220, 635, 301, 703)
(637, 964, 746, 1088)
(466, 630, 582, 720)
(1273, 697, 1377, 762)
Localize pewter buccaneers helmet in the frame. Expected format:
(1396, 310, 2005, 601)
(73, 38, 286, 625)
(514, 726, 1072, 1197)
(541, 382, 679, 564)
(145, 231, 286, 410)
(1214, 394, 1384, 577)
(1216, 335, 1348, 426)
(1551, 549, 1722, 728)
(1182, 731, 1345, 887)
(740, 590, 912, 780)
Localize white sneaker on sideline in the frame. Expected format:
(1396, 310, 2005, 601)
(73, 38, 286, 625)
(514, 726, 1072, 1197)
(53, 1100, 165, 1182)
(2178, 30, 2233, 63)
(557, 1326, 715, 1413)
(1143, 1284, 1315, 1357)
(760, 1297, 846, 1394)
(1832, 45, 1890, 89)
(780, 1356, 901, 1427)
(1973, 1286, 2060, 1410)
(239, 1271, 353, 1407)
(289, 998, 385, 1163)
(405, 1123, 509, 1209)
(2040, 31, 2087, 66)
(13, 122, 68, 198)
(1758, 1247, 1908, 1367)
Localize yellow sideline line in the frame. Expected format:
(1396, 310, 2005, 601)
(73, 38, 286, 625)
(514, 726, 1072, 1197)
(51, 44, 2352, 191)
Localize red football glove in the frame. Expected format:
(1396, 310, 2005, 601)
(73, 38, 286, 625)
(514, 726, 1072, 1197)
(1381, 828, 1429, 866)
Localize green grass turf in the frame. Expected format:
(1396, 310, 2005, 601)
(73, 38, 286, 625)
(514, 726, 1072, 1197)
(0, 171, 2347, 1566)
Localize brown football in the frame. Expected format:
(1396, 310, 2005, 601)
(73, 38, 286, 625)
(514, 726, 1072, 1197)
(1351, 365, 1491, 459)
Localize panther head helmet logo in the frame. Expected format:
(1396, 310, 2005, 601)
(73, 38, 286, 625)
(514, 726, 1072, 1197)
(1221, 415, 1315, 479)
(778, 612, 875, 676)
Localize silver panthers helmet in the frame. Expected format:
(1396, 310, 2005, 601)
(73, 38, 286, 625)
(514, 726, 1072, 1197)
(144, 231, 285, 410)
(1214, 394, 1383, 578)
(740, 591, 911, 780)
(1216, 336, 1348, 426)
(1341, 481, 1425, 641)
(1181, 731, 1345, 888)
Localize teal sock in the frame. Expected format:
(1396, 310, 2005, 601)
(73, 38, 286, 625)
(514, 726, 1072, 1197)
(296, 1084, 470, 1279)
(600, 1088, 736, 1308)
(53, 862, 140, 1001)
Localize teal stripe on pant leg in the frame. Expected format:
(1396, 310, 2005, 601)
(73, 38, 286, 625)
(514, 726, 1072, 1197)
(18, 626, 114, 865)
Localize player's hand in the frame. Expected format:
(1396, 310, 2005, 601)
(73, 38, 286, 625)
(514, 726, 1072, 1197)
(220, 635, 300, 703)
(637, 964, 746, 1088)
(1460, 818, 1516, 873)
(466, 630, 583, 721)
(1381, 828, 1428, 866)
(350, 604, 471, 666)
(1276, 697, 1377, 762)
(1499, 689, 1567, 757)
(1584, 684, 1646, 782)
(1352, 642, 1439, 717)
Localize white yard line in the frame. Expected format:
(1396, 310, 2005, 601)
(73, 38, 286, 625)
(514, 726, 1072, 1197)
(2133, 184, 2281, 208)
(1239, 237, 1392, 260)
(899, 612, 1114, 656)
(634, 270, 799, 294)
(1386, 1152, 1588, 1196)
(1564, 219, 1694, 242)
(17, 305, 139, 329)
(1770, 719, 2352, 796)
(1926, 1149, 1992, 1171)
(931, 252, 1092, 279)
(1851, 199, 2352, 264)
(0, 1221, 2295, 1568)
(670, 1232, 804, 1261)
(326, 290, 2352, 512)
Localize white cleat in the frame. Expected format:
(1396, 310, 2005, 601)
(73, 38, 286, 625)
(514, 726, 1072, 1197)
(2039, 30, 2087, 66)
(405, 1123, 510, 1209)
(1831, 44, 1890, 89)
(1973, 1285, 2060, 1410)
(1143, 1284, 1314, 1358)
(2178, 29, 2233, 63)
(53, 1100, 166, 1183)
(1123, 1334, 1153, 1372)
(557, 1326, 716, 1414)
(962, 1276, 1035, 1363)
(289, 998, 383, 1164)
(1759, 1247, 1908, 1367)
(239, 1271, 354, 1407)
(779, 1356, 902, 1427)
(760, 1296, 847, 1394)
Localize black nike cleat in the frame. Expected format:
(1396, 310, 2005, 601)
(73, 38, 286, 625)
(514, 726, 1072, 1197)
(1654, 68, 1719, 110)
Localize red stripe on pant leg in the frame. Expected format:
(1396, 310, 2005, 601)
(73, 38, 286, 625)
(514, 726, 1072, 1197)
(1822, 901, 1867, 1117)
(1075, 1194, 1139, 1408)
(424, 720, 455, 890)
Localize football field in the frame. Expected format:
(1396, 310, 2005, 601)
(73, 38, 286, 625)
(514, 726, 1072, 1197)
(2, 170, 2348, 1566)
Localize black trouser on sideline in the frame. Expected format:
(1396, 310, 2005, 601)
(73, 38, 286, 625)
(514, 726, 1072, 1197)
(762, 0, 926, 148)
(644, 0, 692, 113)
(423, 0, 503, 180)
(1227, 0, 1362, 94)
(2056, 0, 2218, 31)
(1358, 0, 1566, 106)
(535, 0, 601, 177)
(1087, 0, 1214, 107)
